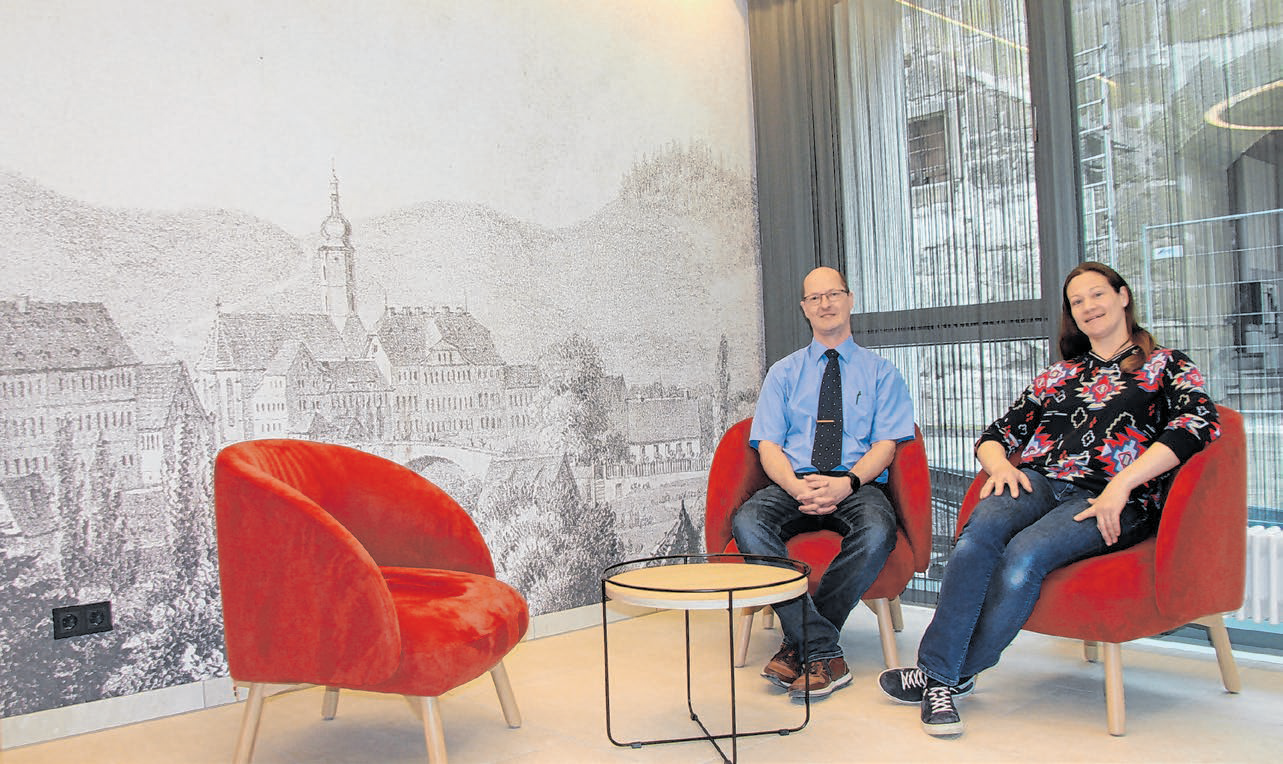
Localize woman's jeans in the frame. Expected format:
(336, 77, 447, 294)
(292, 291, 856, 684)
(731, 483, 897, 662)
(917, 468, 1153, 686)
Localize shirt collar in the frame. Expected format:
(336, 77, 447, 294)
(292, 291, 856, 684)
(807, 337, 857, 364)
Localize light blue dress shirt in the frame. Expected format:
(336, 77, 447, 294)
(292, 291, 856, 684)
(749, 338, 915, 483)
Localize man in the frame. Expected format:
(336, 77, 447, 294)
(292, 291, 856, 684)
(732, 266, 915, 700)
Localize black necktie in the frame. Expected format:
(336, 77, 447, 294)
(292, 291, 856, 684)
(812, 349, 843, 472)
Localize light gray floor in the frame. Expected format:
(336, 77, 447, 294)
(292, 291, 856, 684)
(5, 604, 1282, 763)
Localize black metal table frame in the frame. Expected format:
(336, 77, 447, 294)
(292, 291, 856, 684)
(601, 553, 813, 763)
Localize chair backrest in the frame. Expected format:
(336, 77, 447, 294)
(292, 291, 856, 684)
(218, 438, 494, 572)
(704, 417, 932, 571)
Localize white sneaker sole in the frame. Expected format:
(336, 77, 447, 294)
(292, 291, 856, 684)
(923, 718, 964, 736)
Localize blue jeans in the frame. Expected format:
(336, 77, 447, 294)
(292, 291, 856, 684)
(916, 468, 1154, 685)
(731, 483, 897, 662)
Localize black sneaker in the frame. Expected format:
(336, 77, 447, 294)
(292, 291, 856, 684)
(878, 667, 974, 704)
(921, 681, 964, 736)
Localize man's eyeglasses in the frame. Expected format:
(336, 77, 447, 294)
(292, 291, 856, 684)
(802, 289, 850, 305)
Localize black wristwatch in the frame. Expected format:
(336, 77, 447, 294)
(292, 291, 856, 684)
(847, 471, 862, 493)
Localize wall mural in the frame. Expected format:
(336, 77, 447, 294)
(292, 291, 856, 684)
(0, 1, 762, 719)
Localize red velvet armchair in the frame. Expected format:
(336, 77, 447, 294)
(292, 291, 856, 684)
(214, 439, 529, 763)
(705, 417, 932, 668)
(954, 405, 1247, 735)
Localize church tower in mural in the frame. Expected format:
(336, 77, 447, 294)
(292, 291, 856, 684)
(319, 168, 357, 328)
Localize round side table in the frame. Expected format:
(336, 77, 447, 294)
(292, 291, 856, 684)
(601, 553, 812, 763)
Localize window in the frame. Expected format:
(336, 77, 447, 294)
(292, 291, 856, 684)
(1069, 0, 1282, 647)
(907, 112, 947, 187)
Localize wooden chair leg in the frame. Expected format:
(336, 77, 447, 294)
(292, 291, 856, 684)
(490, 662, 522, 728)
(889, 596, 904, 632)
(233, 682, 266, 764)
(321, 686, 339, 720)
(865, 597, 900, 668)
(1083, 640, 1100, 663)
(761, 605, 775, 631)
(409, 695, 448, 764)
(1194, 614, 1242, 693)
(1102, 642, 1125, 736)
(734, 607, 758, 667)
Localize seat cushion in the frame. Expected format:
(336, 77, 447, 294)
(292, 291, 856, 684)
(1022, 539, 1174, 643)
(359, 567, 530, 697)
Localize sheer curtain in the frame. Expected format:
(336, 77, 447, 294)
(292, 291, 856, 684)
(832, 0, 1045, 599)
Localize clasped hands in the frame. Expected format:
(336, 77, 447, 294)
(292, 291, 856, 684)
(792, 473, 851, 515)
(980, 464, 1127, 546)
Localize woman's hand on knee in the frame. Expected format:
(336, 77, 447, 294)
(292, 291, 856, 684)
(980, 465, 1031, 499)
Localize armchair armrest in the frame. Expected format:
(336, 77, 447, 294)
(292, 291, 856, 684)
(215, 447, 400, 686)
(1154, 406, 1247, 618)
(887, 426, 932, 572)
(705, 418, 771, 553)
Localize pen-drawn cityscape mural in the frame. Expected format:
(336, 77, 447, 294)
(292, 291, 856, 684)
(0, 1, 762, 719)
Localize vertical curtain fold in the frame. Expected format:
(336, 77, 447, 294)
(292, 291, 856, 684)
(748, 0, 845, 364)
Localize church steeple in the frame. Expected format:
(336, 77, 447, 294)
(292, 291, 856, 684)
(319, 165, 357, 327)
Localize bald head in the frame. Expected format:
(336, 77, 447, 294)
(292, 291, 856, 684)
(802, 267, 848, 297)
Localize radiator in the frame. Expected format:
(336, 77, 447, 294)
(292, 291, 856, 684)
(1236, 525, 1283, 624)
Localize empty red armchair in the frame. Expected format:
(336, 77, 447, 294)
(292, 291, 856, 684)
(953, 405, 1247, 735)
(214, 438, 529, 763)
(705, 417, 932, 667)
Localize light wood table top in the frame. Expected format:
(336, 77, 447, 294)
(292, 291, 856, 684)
(604, 560, 808, 610)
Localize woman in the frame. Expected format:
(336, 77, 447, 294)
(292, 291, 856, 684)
(878, 262, 1220, 736)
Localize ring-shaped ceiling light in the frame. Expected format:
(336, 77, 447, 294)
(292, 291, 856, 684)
(1204, 79, 1283, 131)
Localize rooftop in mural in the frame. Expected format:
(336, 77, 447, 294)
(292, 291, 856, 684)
(374, 306, 504, 366)
(319, 358, 387, 390)
(0, 300, 139, 372)
(200, 312, 346, 371)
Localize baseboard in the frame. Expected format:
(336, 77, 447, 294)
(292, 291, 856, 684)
(1, 603, 653, 750)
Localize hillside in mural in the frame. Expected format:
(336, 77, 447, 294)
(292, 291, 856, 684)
(1, 142, 760, 387)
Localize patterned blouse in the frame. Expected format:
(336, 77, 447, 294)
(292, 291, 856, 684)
(976, 345, 1221, 517)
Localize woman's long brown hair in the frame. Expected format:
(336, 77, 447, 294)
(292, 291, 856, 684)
(1057, 261, 1155, 372)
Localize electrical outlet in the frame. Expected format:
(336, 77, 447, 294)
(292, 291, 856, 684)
(84, 601, 113, 634)
(53, 605, 85, 639)
(52, 601, 113, 639)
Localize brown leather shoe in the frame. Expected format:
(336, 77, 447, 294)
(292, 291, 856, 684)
(787, 656, 851, 699)
(761, 641, 801, 688)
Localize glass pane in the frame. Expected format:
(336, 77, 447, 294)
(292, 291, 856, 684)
(1069, 2, 1283, 640)
(835, 0, 1041, 314)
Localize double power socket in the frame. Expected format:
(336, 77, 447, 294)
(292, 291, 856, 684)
(52, 601, 113, 639)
